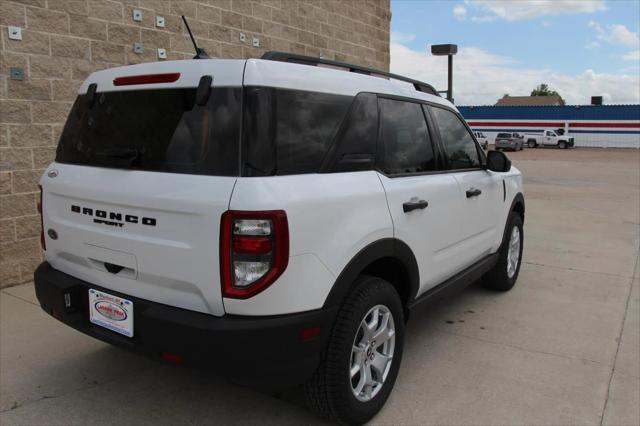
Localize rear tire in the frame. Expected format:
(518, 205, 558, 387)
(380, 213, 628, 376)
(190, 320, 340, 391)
(484, 212, 523, 291)
(305, 276, 404, 425)
(528, 140, 537, 148)
(558, 141, 567, 149)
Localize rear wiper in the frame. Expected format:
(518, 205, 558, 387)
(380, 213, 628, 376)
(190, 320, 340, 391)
(96, 148, 141, 166)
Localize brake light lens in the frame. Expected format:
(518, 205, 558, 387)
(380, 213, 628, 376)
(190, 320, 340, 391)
(220, 211, 289, 299)
(38, 185, 45, 251)
(113, 73, 180, 86)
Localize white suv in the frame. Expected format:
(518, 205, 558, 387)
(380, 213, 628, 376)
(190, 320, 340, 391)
(34, 52, 525, 424)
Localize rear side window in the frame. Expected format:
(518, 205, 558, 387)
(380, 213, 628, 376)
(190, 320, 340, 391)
(378, 98, 436, 175)
(242, 87, 352, 176)
(430, 106, 481, 170)
(327, 92, 378, 173)
(56, 88, 241, 176)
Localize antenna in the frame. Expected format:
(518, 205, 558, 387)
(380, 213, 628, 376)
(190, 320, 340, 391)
(182, 15, 209, 59)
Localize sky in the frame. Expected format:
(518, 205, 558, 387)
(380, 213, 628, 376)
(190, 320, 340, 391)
(390, 0, 640, 105)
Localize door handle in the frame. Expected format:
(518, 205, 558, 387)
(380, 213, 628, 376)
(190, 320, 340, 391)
(466, 188, 482, 198)
(403, 200, 428, 213)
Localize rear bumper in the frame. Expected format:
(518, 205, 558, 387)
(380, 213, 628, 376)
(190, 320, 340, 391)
(34, 262, 336, 388)
(495, 141, 517, 149)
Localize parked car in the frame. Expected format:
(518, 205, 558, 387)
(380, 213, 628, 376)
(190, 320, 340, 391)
(495, 132, 524, 151)
(525, 129, 575, 149)
(474, 131, 489, 149)
(34, 51, 525, 425)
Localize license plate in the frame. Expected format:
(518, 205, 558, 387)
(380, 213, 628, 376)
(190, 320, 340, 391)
(89, 289, 134, 338)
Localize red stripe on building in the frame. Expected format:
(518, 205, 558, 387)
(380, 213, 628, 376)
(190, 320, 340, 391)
(467, 121, 640, 128)
(466, 121, 564, 127)
(568, 122, 640, 128)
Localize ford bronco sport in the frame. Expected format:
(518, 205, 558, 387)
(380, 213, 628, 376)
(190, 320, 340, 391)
(34, 51, 525, 425)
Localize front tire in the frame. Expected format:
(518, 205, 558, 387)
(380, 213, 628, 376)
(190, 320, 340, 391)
(305, 276, 405, 425)
(484, 212, 523, 291)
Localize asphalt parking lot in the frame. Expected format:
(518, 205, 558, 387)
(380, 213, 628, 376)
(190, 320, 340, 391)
(1, 147, 638, 425)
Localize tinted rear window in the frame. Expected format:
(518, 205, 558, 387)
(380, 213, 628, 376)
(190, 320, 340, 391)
(242, 87, 352, 176)
(56, 87, 241, 176)
(497, 133, 511, 138)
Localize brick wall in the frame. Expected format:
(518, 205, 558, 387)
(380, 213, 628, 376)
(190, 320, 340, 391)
(0, 0, 390, 288)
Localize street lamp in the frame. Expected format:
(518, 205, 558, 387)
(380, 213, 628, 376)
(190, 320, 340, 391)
(431, 44, 458, 103)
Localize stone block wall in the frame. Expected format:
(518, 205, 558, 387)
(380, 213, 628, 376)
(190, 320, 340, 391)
(0, 0, 390, 287)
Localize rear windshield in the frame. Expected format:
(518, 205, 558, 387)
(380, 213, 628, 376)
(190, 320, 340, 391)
(497, 133, 511, 138)
(56, 88, 241, 176)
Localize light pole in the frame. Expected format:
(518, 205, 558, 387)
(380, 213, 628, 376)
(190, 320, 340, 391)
(431, 44, 458, 103)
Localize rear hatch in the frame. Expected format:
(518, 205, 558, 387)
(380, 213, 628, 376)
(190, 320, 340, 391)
(40, 60, 245, 316)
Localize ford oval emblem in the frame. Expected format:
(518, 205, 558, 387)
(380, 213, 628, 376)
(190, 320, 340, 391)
(47, 169, 58, 178)
(94, 301, 128, 322)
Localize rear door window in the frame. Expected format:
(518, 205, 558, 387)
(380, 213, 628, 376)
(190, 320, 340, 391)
(430, 106, 481, 170)
(378, 98, 437, 175)
(56, 87, 242, 176)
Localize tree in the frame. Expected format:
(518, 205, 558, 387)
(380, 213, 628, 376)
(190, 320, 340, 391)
(530, 84, 565, 104)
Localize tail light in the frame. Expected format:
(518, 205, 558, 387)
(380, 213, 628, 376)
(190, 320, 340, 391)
(220, 211, 289, 299)
(38, 185, 45, 251)
(113, 73, 180, 86)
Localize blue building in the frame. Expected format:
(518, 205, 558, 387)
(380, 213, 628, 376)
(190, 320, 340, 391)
(458, 105, 640, 148)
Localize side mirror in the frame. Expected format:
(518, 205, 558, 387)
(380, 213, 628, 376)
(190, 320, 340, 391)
(486, 150, 511, 172)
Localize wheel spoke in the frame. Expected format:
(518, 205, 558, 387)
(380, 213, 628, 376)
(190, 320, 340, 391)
(374, 324, 395, 345)
(350, 361, 361, 379)
(364, 383, 373, 399)
(370, 353, 391, 377)
(363, 308, 379, 340)
(353, 366, 366, 395)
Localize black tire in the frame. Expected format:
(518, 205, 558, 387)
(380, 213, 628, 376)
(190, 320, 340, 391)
(483, 212, 523, 291)
(528, 140, 537, 148)
(305, 276, 405, 425)
(558, 141, 567, 149)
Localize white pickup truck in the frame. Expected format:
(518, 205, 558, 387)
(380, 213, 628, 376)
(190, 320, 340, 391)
(525, 129, 575, 149)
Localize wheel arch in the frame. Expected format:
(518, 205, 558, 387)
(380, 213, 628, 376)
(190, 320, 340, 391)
(511, 192, 525, 222)
(322, 238, 419, 315)
(500, 193, 525, 248)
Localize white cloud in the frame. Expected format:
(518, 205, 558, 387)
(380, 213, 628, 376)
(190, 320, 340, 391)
(390, 40, 640, 105)
(609, 24, 640, 47)
(453, 4, 467, 20)
(390, 31, 416, 44)
(588, 21, 640, 58)
(589, 21, 639, 46)
(623, 50, 640, 61)
(466, 0, 606, 22)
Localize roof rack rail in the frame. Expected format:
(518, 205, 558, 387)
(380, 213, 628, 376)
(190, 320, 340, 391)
(260, 51, 440, 97)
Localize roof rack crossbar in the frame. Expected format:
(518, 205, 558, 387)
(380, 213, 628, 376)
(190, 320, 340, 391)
(260, 51, 440, 97)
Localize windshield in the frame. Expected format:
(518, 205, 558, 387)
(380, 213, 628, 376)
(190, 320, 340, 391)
(56, 87, 241, 176)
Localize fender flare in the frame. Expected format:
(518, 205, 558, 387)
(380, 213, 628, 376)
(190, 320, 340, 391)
(501, 192, 525, 245)
(322, 238, 420, 309)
